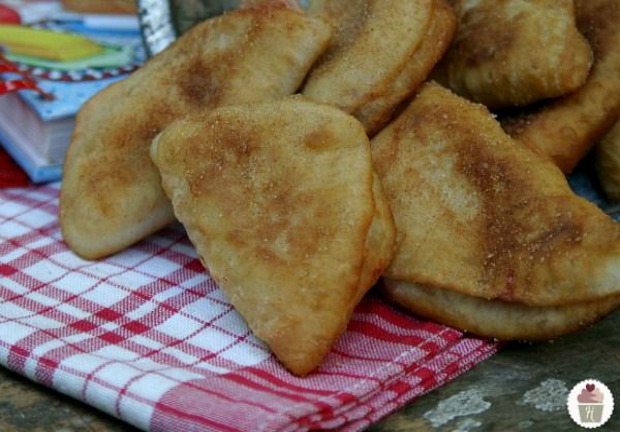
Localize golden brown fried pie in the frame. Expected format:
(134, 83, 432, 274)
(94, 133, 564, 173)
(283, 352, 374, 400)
(372, 82, 620, 340)
(354, 0, 457, 136)
(303, 0, 435, 129)
(60, 1, 332, 259)
(150, 97, 396, 375)
(434, 0, 592, 110)
(502, 0, 620, 174)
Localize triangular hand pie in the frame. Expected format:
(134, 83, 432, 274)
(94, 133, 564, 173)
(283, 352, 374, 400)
(372, 82, 620, 339)
(353, 0, 456, 136)
(433, 0, 592, 109)
(150, 97, 396, 375)
(502, 0, 620, 173)
(60, 2, 332, 259)
(302, 0, 436, 132)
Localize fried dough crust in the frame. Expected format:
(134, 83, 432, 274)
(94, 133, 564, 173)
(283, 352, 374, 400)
(151, 97, 396, 375)
(502, 0, 620, 174)
(382, 279, 620, 340)
(434, 0, 592, 109)
(303, 0, 434, 116)
(355, 0, 457, 136)
(60, 3, 332, 259)
(372, 82, 620, 340)
(372, 83, 620, 308)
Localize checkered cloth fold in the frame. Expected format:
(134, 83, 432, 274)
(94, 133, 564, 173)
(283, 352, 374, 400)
(0, 183, 498, 431)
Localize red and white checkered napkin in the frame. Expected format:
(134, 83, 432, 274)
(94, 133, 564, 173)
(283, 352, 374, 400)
(0, 183, 499, 431)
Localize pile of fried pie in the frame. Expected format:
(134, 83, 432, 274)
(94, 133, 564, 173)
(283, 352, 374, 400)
(59, 0, 620, 376)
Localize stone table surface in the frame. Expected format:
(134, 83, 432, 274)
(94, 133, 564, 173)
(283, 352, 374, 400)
(1, 310, 619, 431)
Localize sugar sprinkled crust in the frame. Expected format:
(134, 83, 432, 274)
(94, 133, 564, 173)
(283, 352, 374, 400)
(372, 82, 620, 339)
(60, 3, 332, 259)
(150, 97, 395, 375)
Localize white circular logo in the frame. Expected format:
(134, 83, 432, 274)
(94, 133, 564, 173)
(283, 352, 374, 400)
(567, 379, 614, 429)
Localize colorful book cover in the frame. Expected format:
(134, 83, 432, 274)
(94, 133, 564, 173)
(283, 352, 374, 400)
(0, 18, 146, 183)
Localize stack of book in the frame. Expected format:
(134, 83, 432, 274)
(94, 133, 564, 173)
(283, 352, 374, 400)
(0, 10, 144, 183)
